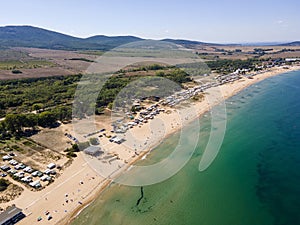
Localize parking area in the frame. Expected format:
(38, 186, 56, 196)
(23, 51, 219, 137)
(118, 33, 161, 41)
(0, 138, 68, 191)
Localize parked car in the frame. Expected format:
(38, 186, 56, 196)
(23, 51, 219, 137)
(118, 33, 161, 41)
(0, 165, 11, 172)
(9, 159, 18, 166)
(2, 155, 12, 161)
(9, 169, 17, 175)
(23, 166, 33, 173)
(31, 171, 39, 177)
(15, 164, 26, 170)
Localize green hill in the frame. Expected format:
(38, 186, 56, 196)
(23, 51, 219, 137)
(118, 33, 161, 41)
(0, 26, 143, 50)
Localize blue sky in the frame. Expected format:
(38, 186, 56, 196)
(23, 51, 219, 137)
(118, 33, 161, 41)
(0, 0, 299, 43)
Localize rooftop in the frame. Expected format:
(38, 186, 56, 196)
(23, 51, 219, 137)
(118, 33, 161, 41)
(84, 146, 103, 156)
(0, 205, 25, 224)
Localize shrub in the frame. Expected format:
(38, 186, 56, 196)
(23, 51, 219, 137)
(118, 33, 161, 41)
(78, 142, 90, 150)
(12, 69, 22, 74)
(0, 179, 9, 191)
(89, 138, 99, 145)
(67, 152, 77, 158)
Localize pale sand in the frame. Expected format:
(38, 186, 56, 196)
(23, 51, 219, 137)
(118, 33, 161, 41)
(5, 65, 299, 225)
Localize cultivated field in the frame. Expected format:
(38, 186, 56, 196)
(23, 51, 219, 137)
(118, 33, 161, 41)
(0, 48, 99, 80)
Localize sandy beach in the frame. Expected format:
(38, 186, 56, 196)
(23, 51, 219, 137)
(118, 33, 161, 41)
(3, 65, 299, 225)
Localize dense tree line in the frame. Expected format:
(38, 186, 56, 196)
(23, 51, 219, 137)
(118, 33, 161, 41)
(0, 65, 193, 138)
(74, 67, 192, 118)
(0, 105, 72, 138)
(156, 69, 192, 83)
(206, 58, 264, 73)
(0, 75, 81, 117)
(117, 64, 169, 73)
(0, 66, 191, 118)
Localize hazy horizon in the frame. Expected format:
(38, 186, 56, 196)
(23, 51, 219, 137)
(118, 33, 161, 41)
(0, 0, 299, 44)
(0, 25, 297, 45)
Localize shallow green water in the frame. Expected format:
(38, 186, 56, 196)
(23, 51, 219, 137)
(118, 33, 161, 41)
(72, 71, 300, 225)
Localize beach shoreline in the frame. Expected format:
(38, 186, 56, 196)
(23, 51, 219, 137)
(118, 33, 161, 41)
(65, 65, 300, 225)
(5, 65, 300, 225)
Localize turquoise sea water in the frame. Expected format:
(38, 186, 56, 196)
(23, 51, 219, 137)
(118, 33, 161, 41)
(72, 70, 300, 225)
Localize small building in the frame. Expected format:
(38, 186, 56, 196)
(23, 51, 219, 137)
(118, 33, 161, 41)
(84, 146, 103, 157)
(0, 205, 25, 225)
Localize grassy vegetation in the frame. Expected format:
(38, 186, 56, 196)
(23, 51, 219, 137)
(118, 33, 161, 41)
(0, 137, 21, 148)
(77, 50, 104, 56)
(11, 144, 24, 153)
(0, 136, 38, 154)
(22, 140, 35, 147)
(0, 49, 30, 61)
(105, 47, 196, 58)
(0, 60, 55, 70)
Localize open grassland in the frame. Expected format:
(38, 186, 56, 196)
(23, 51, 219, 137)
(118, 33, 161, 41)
(77, 50, 104, 56)
(0, 49, 55, 70)
(0, 49, 30, 61)
(0, 60, 54, 70)
(0, 48, 98, 80)
(15, 47, 97, 72)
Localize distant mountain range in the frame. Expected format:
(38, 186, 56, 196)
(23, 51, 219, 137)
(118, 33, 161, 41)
(0, 25, 299, 50)
(282, 41, 300, 46)
(0, 26, 145, 50)
(161, 38, 219, 46)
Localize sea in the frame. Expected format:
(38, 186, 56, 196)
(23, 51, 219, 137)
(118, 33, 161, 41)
(71, 70, 300, 225)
